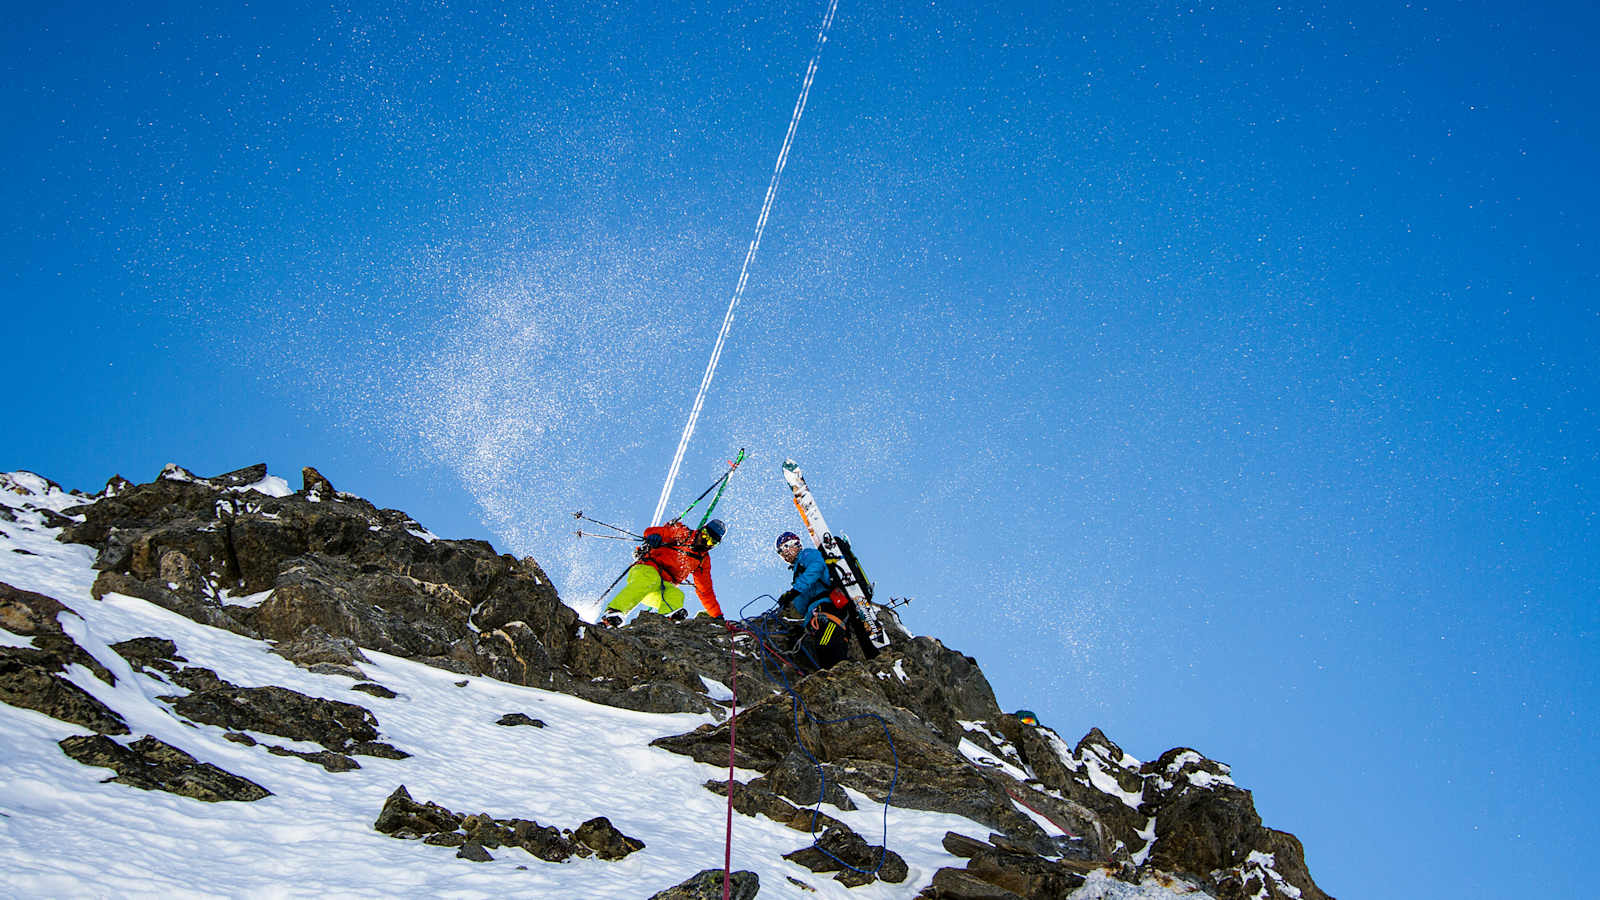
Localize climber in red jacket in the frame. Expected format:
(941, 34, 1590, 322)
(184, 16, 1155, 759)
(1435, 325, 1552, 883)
(603, 519, 725, 622)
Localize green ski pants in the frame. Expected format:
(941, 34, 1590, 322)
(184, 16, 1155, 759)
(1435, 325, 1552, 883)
(606, 563, 685, 616)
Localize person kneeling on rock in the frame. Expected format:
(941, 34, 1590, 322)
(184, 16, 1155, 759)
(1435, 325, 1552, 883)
(774, 531, 862, 671)
(603, 519, 725, 625)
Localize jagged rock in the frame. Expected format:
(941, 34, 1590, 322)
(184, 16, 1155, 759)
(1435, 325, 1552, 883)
(571, 816, 645, 860)
(306, 662, 366, 679)
(0, 582, 117, 683)
(271, 624, 370, 669)
(58, 734, 270, 802)
(347, 740, 410, 759)
(374, 785, 463, 835)
(751, 748, 856, 811)
(956, 841, 1089, 897)
(704, 778, 846, 834)
(647, 869, 760, 900)
(456, 841, 493, 862)
(782, 825, 908, 886)
(110, 637, 185, 677)
(921, 867, 1026, 899)
(0, 648, 129, 734)
(0, 587, 127, 735)
(170, 665, 226, 693)
(267, 744, 360, 771)
(352, 683, 398, 699)
(510, 819, 578, 861)
(212, 464, 268, 487)
(166, 682, 381, 751)
(0, 581, 71, 636)
(158, 549, 205, 596)
(371, 788, 603, 865)
(61, 465, 580, 690)
(496, 712, 546, 727)
(91, 570, 257, 639)
(653, 650, 1051, 847)
(943, 832, 993, 858)
(301, 466, 336, 496)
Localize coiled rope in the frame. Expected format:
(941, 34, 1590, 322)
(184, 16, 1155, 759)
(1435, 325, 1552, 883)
(722, 595, 898, 881)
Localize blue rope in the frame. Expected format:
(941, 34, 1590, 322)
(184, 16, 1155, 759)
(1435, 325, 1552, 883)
(734, 595, 899, 876)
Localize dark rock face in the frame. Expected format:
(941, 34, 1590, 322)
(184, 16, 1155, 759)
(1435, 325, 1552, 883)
(375, 785, 463, 836)
(704, 778, 846, 835)
(351, 682, 398, 699)
(166, 683, 383, 752)
(647, 869, 760, 900)
(572, 816, 646, 860)
(0, 650, 129, 735)
(58, 734, 270, 802)
(109, 637, 185, 676)
(922, 867, 1027, 899)
(371, 785, 644, 866)
(496, 712, 546, 727)
(652, 639, 1052, 848)
(783, 825, 909, 887)
(0, 582, 128, 735)
(61, 464, 576, 689)
(927, 831, 1090, 898)
(0, 581, 73, 636)
(271, 625, 370, 672)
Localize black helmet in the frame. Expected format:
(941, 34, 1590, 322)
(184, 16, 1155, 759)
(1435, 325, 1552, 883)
(775, 531, 802, 552)
(702, 519, 727, 544)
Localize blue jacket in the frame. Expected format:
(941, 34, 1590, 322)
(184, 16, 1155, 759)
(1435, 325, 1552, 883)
(790, 547, 835, 618)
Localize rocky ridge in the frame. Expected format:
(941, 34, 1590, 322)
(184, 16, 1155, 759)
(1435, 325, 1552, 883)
(0, 465, 1333, 899)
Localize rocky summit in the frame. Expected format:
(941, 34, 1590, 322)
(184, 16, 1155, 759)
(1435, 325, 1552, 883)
(0, 465, 1333, 899)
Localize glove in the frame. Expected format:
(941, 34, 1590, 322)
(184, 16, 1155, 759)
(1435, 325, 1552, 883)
(644, 533, 664, 548)
(778, 589, 799, 608)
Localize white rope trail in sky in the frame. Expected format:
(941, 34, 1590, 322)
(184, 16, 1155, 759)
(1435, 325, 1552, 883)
(650, 0, 840, 526)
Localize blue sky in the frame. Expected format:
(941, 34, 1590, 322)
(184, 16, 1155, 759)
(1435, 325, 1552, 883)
(4, 2, 1596, 897)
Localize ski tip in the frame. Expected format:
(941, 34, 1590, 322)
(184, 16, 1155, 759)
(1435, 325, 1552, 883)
(782, 458, 799, 471)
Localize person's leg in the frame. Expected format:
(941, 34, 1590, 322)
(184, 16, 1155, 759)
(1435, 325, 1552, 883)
(607, 565, 662, 614)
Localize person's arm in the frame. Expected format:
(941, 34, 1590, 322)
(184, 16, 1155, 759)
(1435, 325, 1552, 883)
(790, 549, 830, 600)
(692, 558, 722, 618)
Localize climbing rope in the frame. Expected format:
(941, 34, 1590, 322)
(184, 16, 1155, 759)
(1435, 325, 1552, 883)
(729, 596, 899, 877)
(723, 622, 739, 900)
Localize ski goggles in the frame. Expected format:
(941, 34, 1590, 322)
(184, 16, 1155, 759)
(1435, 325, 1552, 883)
(700, 532, 720, 548)
(776, 538, 802, 554)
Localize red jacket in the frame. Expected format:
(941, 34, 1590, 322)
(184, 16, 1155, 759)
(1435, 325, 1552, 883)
(640, 522, 720, 617)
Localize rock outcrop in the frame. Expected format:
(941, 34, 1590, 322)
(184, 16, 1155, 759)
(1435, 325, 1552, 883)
(57, 733, 271, 802)
(372, 785, 645, 864)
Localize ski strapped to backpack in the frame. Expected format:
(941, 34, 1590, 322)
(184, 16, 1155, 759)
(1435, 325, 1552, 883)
(781, 459, 891, 649)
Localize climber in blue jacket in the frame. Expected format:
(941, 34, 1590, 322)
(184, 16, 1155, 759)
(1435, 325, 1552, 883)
(775, 531, 831, 617)
(774, 531, 856, 670)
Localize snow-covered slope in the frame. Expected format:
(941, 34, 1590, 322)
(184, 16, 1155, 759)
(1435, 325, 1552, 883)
(0, 469, 1298, 898)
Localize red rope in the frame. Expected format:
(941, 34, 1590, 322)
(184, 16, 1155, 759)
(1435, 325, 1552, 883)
(723, 622, 738, 900)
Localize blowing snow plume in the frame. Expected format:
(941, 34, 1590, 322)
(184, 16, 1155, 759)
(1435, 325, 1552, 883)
(393, 244, 698, 599)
